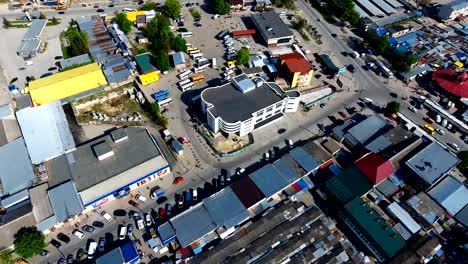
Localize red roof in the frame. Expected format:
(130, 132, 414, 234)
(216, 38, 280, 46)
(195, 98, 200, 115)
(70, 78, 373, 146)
(432, 69, 468, 98)
(355, 152, 395, 185)
(232, 29, 256, 37)
(279, 52, 312, 75)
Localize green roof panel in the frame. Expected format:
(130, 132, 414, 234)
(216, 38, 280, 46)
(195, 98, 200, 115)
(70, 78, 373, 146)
(134, 52, 156, 74)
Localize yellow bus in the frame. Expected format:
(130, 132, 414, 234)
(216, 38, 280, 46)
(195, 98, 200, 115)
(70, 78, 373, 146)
(227, 60, 237, 67)
(187, 47, 199, 53)
(191, 74, 205, 83)
(424, 124, 435, 135)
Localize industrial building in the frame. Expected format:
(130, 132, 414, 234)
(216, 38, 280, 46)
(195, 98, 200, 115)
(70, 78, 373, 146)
(17, 19, 47, 57)
(251, 11, 294, 47)
(59, 54, 91, 70)
(46, 127, 170, 209)
(135, 52, 160, 86)
(201, 74, 300, 136)
(172, 52, 187, 70)
(16, 101, 76, 165)
(277, 52, 313, 88)
(27, 63, 108, 106)
(438, 0, 468, 21)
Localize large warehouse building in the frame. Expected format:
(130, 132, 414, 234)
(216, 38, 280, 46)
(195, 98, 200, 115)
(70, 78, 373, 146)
(251, 11, 294, 47)
(46, 127, 170, 209)
(201, 74, 300, 136)
(27, 63, 108, 106)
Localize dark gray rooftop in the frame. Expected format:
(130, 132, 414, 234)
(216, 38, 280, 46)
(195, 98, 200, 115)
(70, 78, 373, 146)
(346, 115, 390, 145)
(47, 127, 162, 192)
(60, 54, 91, 69)
(252, 11, 293, 40)
(406, 142, 460, 185)
(202, 78, 284, 123)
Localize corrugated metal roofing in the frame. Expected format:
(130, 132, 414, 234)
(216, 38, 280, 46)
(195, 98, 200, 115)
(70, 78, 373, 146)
(289, 147, 320, 172)
(324, 166, 373, 204)
(173, 52, 186, 65)
(135, 52, 156, 74)
(346, 115, 389, 145)
(428, 176, 468, 215)
(16, 101, 75, 164)
(203, 187, 250, 229)
(96, 248, 122, 264)
(60, 54, 91, 69)
(369, 0, 396, 14)
(387, 202, 421, 234)
(249, 164, 289, 197)
(120, 241, 139, 263)
(23, 19, 47, 40)
(355, 0, 385, 16)
(158, 222, 176, 245)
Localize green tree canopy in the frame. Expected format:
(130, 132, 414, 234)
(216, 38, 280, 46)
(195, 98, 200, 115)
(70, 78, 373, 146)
(393, 53, 418, 72)
(363, 30, 390, 55)
(153, 51, 171, 71)
(171, 35, 187, 52)
(385, 101, 400, 115)
(139, 2, 158, 11)
(146, 15, 174, 52)
(14, 227, 46, 259)
(212, 0, 230, 15)
(114, 13, 132, 34)
(0, 250, 14, 264)
(165, 0, 181, 19)
(237, 47, 250, 65)
(143, 102, 168, 128)
(63, 27, 89, 57)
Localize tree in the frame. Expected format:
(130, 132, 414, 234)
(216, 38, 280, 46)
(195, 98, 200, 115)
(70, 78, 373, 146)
(14, 227, 46, 259)
(145, 18, 159, 40)
(212, 0, 230, 15)
(292, 17, 306, 30)
(63, 27, 89, 57)
(3, 17, 11, 28)
(363, 30, 390, 55)
(0, 250, 14, 264)
(236, 47, 250, 65)
(154, 51, 171, 71)
(39, 12, 46, 19)
(171, 35, 187, 52)
(165, 0, 181, 19)
(458, 151, 468, 169)
(139, 2, 158, 11)
(143, 102, 169, 128)
(51, 17, 59, 25)
(385, 101, 400, 115)
(114, 13, 132, 34)
(393, 53, 418, 72)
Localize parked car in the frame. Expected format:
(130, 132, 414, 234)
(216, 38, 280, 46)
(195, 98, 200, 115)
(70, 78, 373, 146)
(192, 189, 198, 201)
(57, 258, 66, 264)
(157, 196, 168, 204)
(173, 177, 184, 185)
(136, 218, 145, 230)
(76, 248, 86, 260)
(178, 137, 188, 144)
(277, 128, 286, 134)
(98, 238, 106, 252)
(338, 111, 348, 119)
(136, 194, 147, 202)
(145, 213, 152, 226)
(118, 225, 127, 240)
(96, 8, 104, 12)
(57, 233, 71, 243)
(409, 106, 417, 113)
(347, 64, 356, 73)
(166, 204, 172, 216)
(129, 211, 140, 219)
(158, 207, 166, 219)
(448, 143, 460, 151)
(82, 225, 95, 233)
(92, 221, 104, 228)
(48, 66, 57, 71)
(436, 129, 445, 135)
(127, 224, 134, 236)
(113, 209, 127, 217)
(50, 239, 61, 248)
(184, 191, 191, 203)
(101, 211, 113, 222)
(72, 230, 85, 239)
(66, 254, 74, 264)
(128, 200, 139, 207)
(150, 186, 165, 199)
(177, 27, 188, 33)
(40, 250, 49, 257)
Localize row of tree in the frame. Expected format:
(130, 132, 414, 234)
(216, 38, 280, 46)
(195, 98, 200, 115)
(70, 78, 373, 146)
(327, 0, 360, 26)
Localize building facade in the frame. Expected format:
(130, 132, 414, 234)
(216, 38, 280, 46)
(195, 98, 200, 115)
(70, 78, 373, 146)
(278, 53, 314, 88)
(252, 11, 294, 47)
(201, 74, 300, 136)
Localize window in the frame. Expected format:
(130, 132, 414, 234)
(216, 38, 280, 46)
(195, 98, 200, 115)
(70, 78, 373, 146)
(266, 106, 273, 112)
(275, 109, 282, 114)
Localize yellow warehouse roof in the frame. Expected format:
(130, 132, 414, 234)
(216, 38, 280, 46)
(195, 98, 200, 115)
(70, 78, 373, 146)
(125, 11, 146, 22)
(28, 63, 108, 106)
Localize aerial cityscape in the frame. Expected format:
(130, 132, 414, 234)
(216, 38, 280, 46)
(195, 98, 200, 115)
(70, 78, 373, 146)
(0, 0, 467, 263)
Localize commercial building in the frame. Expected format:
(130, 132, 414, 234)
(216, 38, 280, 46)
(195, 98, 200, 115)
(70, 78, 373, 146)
(27, 63, 108, 106)
(438, 0, 468, 21)
(46, 127, 170, 209)
(428, 175, 468, 216)
(332, 115, 392, 148)
(432, 70, 468, 99)
(59, 54, 91, 70)
(172, 52, 187, 70)
(16, 101, 76, 165)
(340, 198, 405, 262)
(324, 166, 373, 204)
(96, 240, 140, 264)
(251, 11, 294, 47)
(277, 52, 313, 88)
(201, 74, 300, 136)
(405, 142, 460, 188)
(135, 52, 160, 86)
(17, 19, 47, 57)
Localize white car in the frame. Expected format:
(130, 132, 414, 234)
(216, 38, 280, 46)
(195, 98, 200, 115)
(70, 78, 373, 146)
(145, 213, 152, 226)
(409, 106, 417, 113)
(135, 194, 147, 202)
(449, 143, 460, 151)
(136, 218, 145, 230)
(436, 129, 445, 135)
(118, 225, 127, 240)
(101, 211, 112, 222)
(72, 229, 85, 239)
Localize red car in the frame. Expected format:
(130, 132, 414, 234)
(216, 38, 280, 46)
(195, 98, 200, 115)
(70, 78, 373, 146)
(338, 111, 348, 119)
(173, 176, 184, 185)
(158, 207, 166, 219)
(178, 137, 188, 144)
(128, 200, 139, 207)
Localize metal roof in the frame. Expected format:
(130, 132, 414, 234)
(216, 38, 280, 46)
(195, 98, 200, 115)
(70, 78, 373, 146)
(366, 135, 392, 153)
(172, 52, 186, 65)
(60, 54, 91, 69)
(0, 137, 35, 197)
(170, 203, 217, 247)
(455, 205, 468, 227)
(354, 0, 385, 16)
(135, 52, 156, 74)
(384, 0, 403, 8)
(158, 222, 176, 245)
(120, 240, 139, 263)
(406, 142, 460, 185)
(355, 4, 370, 17)
(23, 19, 47, 40)
(233, 74, 256, 93)
(387, 202, 421, 234)
(369, 0, 396, 14)
(249, 164, 290, 197)
(289, 147, 320, 172)
(343, 198, 405, 260)
(428, 175, 468, 215)
(96, 248, 122, 264)
(325, 166, 373, 204)
(28, 183, 53, 223)
(251, 11, 293, 40)
(17, 39, 42, 56)
(272, 155, 305, 181)
(229, 176, 265, 208)
(346, 115, 390, 145)
(406, 193, 444, 224)
(203, 187, 250, 229)
(16, 101, 75, 164)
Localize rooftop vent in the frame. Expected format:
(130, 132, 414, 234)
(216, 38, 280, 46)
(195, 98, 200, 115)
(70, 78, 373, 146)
(110, 128, 128, 143)
(93, 141, 114, 161)
(266, 27, 273, 31)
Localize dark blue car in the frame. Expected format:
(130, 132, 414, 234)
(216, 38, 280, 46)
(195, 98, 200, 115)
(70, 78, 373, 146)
(347, 64, 356, 73)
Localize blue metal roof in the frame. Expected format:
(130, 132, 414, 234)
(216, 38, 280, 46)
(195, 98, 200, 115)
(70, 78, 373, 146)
(272, 156, 299, 181)
(158, 222, 176, 245)
(173, 52, 186, 65)
(96, 248, 122, 264)
(203, 187, 250, 229)
(120, 240, 139, 263)
(289, 147, 320, 172)
(249, 164, 289, 197)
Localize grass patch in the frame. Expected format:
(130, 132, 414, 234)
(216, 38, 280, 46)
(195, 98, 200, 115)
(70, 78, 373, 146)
(189, 8, 201, 21)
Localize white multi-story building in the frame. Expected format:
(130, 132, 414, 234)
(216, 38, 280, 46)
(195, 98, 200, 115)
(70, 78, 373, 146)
(438, 0, 468, 21)
(201, 74, 300, 136)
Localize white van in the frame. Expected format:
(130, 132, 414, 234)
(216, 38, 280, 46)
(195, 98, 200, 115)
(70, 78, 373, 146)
(192, 189, 198, 201)
(118, 225, 127, 240)
(351, 51, 360, 58)
(286, 139, 293, 148)
(101, 211, 112, 222)
(72, 229, 85, 239)
(87, 241, 98, 259)
(136, 194, 147, 202)
(25, 60, 33, 66)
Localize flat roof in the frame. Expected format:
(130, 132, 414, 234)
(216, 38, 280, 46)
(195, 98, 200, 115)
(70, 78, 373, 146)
(170, 203, 217, 247)
(346, 115, 390, 145)
(252, 11, 293, 40)
(406, 192, 445, 224)
(428, 175, 468, 215)
(203, 187, 250, 229)
(28, 183, 53, 223)
(23, 19, 47, 40)
(0, 137, 35, 197)
(388, 202, 421, 234)
(172, 52, 186, 65)
(202, 77, 285, 123)
(16, 101, 75, 164)
(60, 54, 91, 69)
(47, 127, 167, 205)
(230, 176, 265, 208)
(406, 142, 460, 185)
(134, 52, 156, 74)
(17, 38, 42, 55)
